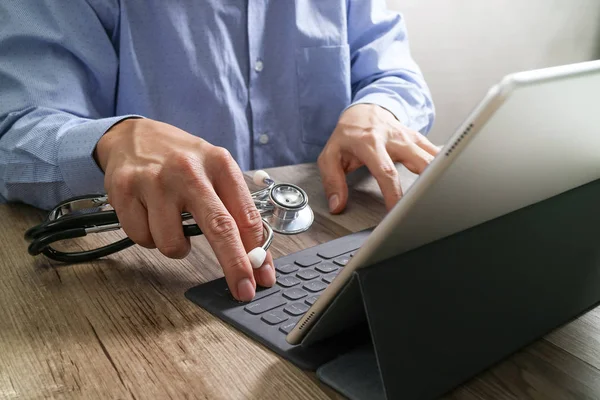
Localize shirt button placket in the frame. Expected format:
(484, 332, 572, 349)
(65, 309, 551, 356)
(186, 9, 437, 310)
(247, 0, 271, 168)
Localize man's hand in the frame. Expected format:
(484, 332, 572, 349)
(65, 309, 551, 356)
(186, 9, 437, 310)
(318, 104, 440, 213)
(94, 118, 275, 302)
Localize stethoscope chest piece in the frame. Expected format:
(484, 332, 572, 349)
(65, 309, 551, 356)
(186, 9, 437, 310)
(265, 183, 313, 235)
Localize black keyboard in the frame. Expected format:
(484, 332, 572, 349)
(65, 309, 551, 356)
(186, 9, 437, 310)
(246, 251, 355, 334)
(184, 228, 373, 370)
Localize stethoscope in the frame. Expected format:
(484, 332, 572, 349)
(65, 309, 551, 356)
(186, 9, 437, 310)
(24, 170, 314, 268)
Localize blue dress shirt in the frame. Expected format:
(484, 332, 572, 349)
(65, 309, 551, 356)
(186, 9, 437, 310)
(0, 0, 434, 210)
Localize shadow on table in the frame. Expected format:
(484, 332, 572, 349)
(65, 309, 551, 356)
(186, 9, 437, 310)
(247, 357, 342, 400)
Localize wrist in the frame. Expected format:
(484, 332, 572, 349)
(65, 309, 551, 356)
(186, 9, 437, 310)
(340, 103, 395, 121)
(94, 118, 138, 172)
(337, 103, 398, 131)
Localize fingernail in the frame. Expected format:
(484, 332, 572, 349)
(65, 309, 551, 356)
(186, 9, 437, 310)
(237, 278, 255, 302)
(258, 263, 276, 287)
(328, 194, 339, 212)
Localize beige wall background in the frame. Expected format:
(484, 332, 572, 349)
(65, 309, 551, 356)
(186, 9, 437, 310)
(387, 0, 600, 144)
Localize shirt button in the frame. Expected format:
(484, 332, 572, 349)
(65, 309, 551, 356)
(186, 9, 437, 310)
(258, 133, 269, 144)
(254, 60, 264, 72)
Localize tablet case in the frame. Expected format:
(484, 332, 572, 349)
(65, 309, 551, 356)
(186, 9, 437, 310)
(314, 177, 600, 400)
(186, 178, 600, 400)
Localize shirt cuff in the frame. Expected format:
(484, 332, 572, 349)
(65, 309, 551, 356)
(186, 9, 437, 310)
(57, 115, 142, 196)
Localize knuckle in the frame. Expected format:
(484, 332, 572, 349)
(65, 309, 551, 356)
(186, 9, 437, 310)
(171, 152, 198, 173)
(380, 164, 398, 180)
(393, 136, 411, 148)
(358, 129, 378, 147)
(208, 147, 240, 183)
(175, 158, 210, 193)
(211, 147, 234, 166)
(169, 153, 204, 188)
(413, 132, 427, 145)
(142, 164, 162, 183)
(205, 211, 237, 237)
(389, 127, 410, 143)
(223, 254, 249, 275)
(237, 204, 262, 233)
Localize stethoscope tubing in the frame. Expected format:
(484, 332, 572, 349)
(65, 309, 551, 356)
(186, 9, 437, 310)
(24, 210, 118, 241)
(24, 172, 305, 264)
(25, 211, 203, 263)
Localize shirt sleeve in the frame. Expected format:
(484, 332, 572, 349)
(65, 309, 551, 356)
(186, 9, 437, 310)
(346, 0, 435, 134)
(0, 1, 140, 210)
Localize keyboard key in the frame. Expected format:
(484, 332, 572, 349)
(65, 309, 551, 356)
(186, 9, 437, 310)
(283, 288, 308, 300)
(284, 302, 310, 316)
(224, 284, 279, 303)
(277, 275, 301, 288)
(333, 255, 351, 266)
(279, 319, 299, 334)
(297, 269, 319, 280)
(305, 295, 319, 306)
(244, 296, 287, 315)
(295, 255, 322, 267)
(317, 244, 361, 259)
(261, 310, 289, 325)
(322, 273, 339, 284)
(276, 263, 299, 274)
(315, 262, 338, 274)
(252, 286, 281, 302)
(303, 280, 328, 293)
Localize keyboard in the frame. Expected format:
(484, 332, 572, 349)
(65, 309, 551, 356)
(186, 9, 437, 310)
(246, 251, 353, 332)
(185, 228, 372, 370)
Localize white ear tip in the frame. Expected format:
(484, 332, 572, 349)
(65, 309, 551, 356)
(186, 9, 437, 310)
(253, 170, 270, 186)
(248, 247, 267, 269)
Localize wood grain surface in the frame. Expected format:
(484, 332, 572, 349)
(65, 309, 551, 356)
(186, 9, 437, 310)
(1, 163, 599, 399)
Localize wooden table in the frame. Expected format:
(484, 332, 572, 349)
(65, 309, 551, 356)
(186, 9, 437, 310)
(2, 163, 600, 399)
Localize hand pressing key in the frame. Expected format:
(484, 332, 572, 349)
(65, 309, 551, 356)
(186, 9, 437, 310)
(94, 118, 276, 301)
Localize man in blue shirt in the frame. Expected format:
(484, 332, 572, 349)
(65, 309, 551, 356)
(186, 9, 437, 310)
(0, 1, 437, 301)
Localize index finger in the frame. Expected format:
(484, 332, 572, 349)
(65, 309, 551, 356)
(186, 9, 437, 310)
(185, 182, 257, 302)
(210, 157, 276, 288)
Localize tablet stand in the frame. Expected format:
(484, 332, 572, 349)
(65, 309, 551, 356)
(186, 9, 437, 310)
(310, 178, 600, 400)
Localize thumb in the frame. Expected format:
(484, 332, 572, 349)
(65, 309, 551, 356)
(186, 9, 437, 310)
(318, 153, 349, 214)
